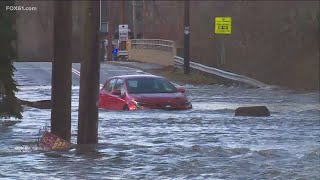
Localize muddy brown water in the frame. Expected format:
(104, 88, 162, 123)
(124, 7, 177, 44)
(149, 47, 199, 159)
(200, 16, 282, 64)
(0, 69, 319, 179)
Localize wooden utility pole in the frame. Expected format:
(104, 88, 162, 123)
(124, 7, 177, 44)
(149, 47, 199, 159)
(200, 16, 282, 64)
(51, 1, 72, 141)
(183, 0, 190, 75)
(107, 0, 113, 61)
(132, 0, 137, 39)
(77, 1, 100, 144)
(119, 0, 126, 51)
(120, 0, 125, 24)
(142, 0, 146, 38)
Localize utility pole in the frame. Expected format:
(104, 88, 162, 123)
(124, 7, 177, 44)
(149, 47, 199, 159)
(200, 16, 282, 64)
(107, 0, 113, 61)
(184, 0, 190, 75)
(77, 1, 100, 144)
(99, 0, 101, 31)
(51, 1, 72, 141)
(120, 0, 126, 52)
(143, 0, 146, 38)
(120, 0, 125, 24)
(132, 0, 137, 39)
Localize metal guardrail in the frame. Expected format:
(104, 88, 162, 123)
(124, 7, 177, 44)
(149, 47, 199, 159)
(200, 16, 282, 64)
(174, 56, 269, 88)
(131, 39, 174, 52)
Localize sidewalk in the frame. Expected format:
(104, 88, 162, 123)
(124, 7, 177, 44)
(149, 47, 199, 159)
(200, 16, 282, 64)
(105, 60, 218, 86)
(106, 60, 165, 72)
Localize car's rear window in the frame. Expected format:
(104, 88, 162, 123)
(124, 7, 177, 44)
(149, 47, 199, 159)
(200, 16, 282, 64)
(125, 78, 177, 94)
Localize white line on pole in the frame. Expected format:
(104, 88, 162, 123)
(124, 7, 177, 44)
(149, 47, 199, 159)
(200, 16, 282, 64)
(72, 68, 80, 76)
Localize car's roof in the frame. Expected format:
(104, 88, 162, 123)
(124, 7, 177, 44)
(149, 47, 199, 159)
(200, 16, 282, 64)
(109, 74, 165, 80)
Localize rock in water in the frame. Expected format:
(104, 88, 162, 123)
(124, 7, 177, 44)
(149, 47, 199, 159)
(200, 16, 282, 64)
(235, 106, 270, 117)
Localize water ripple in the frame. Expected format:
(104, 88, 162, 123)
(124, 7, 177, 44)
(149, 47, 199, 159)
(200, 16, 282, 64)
(1, 84, 319, 179)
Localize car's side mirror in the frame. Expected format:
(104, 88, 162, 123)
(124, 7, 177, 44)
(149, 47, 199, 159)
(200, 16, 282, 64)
(111, 89, 121, 95)
(177, 87, 186, 93)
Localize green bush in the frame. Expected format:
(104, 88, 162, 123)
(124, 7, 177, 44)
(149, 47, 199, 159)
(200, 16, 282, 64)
(0, 0, 23, 119)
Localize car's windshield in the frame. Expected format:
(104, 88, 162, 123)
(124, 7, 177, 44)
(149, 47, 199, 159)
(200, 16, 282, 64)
(125, 77, 177, 94)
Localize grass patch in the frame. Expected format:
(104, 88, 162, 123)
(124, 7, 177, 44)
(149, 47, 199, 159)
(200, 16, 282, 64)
(150, 66, 218, 85)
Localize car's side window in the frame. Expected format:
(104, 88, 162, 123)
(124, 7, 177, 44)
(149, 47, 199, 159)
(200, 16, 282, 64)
(113, 79, 123, 90)
(105, 79, 117, 92)
(114, 79, 125, 95)
(126, 80, 138, 93)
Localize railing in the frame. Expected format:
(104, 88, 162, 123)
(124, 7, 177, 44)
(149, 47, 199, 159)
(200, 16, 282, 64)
(174, 56, 269, 88)
(130, 39, 174, 52)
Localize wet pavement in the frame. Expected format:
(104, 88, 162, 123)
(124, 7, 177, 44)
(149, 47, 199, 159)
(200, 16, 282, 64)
(0, 62, 319, 179)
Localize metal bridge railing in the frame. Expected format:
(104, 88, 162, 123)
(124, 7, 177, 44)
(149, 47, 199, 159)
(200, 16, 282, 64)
(130, 39, 174, 52)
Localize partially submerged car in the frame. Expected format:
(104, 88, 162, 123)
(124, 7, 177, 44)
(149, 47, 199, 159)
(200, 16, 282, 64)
(97, 75, 192, 111)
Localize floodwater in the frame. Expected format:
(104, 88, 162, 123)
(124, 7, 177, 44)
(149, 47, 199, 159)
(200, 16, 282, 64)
(0, 74, 319, 179)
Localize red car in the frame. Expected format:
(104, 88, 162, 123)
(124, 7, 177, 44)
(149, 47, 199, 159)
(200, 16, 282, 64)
(97, 75, 192, 111)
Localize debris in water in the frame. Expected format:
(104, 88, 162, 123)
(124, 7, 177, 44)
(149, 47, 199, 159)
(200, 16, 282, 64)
(39, 131, 71, 151)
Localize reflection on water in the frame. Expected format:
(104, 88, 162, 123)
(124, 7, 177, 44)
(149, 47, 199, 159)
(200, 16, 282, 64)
(1, 82, 319, 179)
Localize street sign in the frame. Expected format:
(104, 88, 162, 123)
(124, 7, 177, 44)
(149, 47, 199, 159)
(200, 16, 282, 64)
(215, 17, 232, 34)
(184, 26, 190, 35)
(119, 24, 129, 41)
(112, 48, 119, 55)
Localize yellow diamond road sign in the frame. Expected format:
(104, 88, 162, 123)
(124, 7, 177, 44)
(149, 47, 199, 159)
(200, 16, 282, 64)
(215, 17, 232, 34)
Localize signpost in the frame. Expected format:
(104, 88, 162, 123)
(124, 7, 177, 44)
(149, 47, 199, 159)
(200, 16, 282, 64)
(119, 24, 128, 42)
(118, 24, 129, 60)
(215, 17, 232, 68)
(215, 17, 232, 34)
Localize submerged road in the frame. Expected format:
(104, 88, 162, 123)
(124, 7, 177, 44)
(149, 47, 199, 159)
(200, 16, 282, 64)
(0, 62, 319, 179)
(13, 62, 145, 87)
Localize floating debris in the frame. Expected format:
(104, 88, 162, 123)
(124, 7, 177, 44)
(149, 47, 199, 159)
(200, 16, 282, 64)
(39, 131, 72, 151)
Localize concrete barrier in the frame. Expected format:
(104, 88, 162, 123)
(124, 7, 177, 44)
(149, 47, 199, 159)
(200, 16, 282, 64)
(128, 39, 175, 66)
(128, 48, 174, 66)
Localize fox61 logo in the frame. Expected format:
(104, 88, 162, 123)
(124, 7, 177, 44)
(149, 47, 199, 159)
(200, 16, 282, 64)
(5, 6, 37, 11)
(6, 6, 22, 11)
